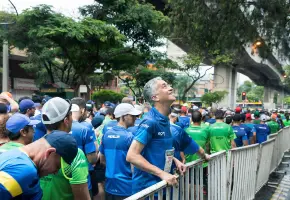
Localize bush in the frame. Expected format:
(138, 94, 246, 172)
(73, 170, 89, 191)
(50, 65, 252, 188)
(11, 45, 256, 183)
(92, 90, 126, 105)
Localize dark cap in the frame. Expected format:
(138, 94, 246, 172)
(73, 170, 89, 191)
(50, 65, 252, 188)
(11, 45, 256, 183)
(91, 116, 104, 129)
(19, 99, 37, 112)
(44, 131, 78, 165)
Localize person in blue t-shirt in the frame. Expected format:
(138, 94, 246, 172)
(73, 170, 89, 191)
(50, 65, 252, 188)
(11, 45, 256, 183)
(253, 114, 270, 144)
(232, 114, 248, 147)
(240, 113, 253, 145)
(178, 106, 191, 129)
(0, 129, 77, 199)
(127, 77, 187, 193)
(99, 103, 141, 200)
(169, 112, 209, 163)
(70, 101, 97, 196)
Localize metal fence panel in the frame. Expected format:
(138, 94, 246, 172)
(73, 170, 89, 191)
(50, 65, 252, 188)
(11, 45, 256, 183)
(207, 151, 227, 200)
(227, 144, 260, 200)
(269, 132, 279, 173)
(255, 138, 275, 192)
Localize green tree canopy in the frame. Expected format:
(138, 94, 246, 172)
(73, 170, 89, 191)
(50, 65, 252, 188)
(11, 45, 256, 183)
(201, 91, 228, 107)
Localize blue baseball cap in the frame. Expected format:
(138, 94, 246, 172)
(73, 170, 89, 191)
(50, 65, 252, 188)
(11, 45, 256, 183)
(6, 113, 40, 134)
(19, 99, 37, 112)
(44, 131, 78, 165)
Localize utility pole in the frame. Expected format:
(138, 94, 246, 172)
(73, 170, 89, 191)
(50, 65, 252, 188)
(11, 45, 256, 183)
(2, 40, 9, 92)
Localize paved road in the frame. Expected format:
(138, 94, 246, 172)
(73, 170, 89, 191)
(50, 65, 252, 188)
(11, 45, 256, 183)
(255, 152, 290, 200)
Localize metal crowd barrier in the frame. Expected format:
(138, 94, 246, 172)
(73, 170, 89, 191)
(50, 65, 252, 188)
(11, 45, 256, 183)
(207, 151, 227, 200)
(255, 138, 275, 192)
(124, 159, 205, 200)
(126, 127, 290, 200)
(227, 144, 260, 200)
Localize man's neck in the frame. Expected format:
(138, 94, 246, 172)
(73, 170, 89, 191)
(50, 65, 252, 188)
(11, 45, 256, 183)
(118, 121, 127, 129)
(216, 119, 223, 123)
(154, 102, 172, 117)
(193, 122, 201, 126)
(13, 138, 26, 145)
(233, 122, 240, 126)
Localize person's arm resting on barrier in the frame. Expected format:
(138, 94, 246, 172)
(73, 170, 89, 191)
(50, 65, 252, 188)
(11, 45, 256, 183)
(127, 140, 178, 185)
(84, 128, 98, 165)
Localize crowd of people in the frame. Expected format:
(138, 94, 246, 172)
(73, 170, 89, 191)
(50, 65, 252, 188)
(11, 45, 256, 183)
(0, 77, 288, 200)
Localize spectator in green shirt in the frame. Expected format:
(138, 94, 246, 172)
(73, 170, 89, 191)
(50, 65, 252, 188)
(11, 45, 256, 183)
(283, 115, 290, 127)
(0, 113, 40, 154)
(40, 97, 91, 200)
(208, 109, 236, 153)
(267, 114, 280, 134)
(185, 111, 210, 164)
(253, 110, 261, 124)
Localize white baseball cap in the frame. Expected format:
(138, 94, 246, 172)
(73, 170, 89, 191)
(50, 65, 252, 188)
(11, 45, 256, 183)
(114, 103, 142, 118)
(42, 97, 71, 124)
(71, 104, 80, 112)
(260, 114, 267, 122)
(134, 105, 144, 112)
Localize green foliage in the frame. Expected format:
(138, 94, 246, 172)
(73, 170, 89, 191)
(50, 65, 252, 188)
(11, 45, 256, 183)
(92, 90, 125, 104)
(237, 81, 264, 102)
(173, 75, 197, 101)
(169, 0, 290, 59)
(284, 97, 290, 105)
(201, 91, 228, 106)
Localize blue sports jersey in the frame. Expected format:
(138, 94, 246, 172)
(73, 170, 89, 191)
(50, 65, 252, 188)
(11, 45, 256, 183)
(99, 126, 133, 196)
(0, 149, 42, 200)
(127, 118, 142, 136)
(178, 116, 191, 129)
(232, 125, 248, 147)
(170, 123, 200, 161)
(81, 121, 97, 171)
(206, 118, 216, 125)
(240, 124, 252, 144)
(133, 107, 173, 193)
(71, 121, 96, 190)
(31, 114, 47, 141)
(254, 124, 270, 144)
(102, 120, 118, 134)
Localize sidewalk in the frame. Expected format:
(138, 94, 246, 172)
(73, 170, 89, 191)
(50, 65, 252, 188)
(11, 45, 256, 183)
(255, 151, 290, 200)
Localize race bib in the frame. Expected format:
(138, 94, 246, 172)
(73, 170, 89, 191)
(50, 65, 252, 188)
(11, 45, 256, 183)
(164, 148, 175, 173)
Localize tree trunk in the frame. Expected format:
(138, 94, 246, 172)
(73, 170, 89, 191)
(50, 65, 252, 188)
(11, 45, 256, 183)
(181, 80, 197, 101)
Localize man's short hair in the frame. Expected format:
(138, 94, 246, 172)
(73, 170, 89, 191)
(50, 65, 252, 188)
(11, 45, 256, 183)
(215, 109, 225, 119)
(192, 111, 202, 123)
(7, 125, 30, 141)
(121, 97, 133, 105)
(232, 114, 241, 122)
(143, 77, 162, 104)
(71, 97, 86, 109)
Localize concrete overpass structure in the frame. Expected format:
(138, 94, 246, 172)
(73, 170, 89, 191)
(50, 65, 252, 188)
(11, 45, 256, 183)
(147, 0, 287, 109)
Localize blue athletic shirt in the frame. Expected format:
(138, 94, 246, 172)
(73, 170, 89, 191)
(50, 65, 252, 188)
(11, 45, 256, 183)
(127, 118, 142, 136)
(232, 125, 248, 147)
(240, 124, 252, 144)
(102, 120, 118, 135)
(99, 126, 133, 196)
(71, 121, 96, 190)
(178, 116, 191, 129)
(133, 107, 173, 193)
(0, 149, 42, 199)
(81, 121, 97, 171)
(31, 114, 47, 141)
(170, 123, 200, 161)
(206, 118, 216, 125)
(254, 124, 270, 144)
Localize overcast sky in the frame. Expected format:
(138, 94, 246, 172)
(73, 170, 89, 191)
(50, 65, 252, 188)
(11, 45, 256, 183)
(1, 0, 94, 17)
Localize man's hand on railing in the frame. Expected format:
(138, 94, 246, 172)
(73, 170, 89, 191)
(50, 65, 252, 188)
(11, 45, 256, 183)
(173, 157, 187, 176)
(159, 171, 179, 186)
(204, 153, 210, 161)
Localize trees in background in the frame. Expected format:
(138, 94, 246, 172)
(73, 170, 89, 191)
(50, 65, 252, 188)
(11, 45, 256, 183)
(201, 91, 228, 107)
(237, 81, 264, 102)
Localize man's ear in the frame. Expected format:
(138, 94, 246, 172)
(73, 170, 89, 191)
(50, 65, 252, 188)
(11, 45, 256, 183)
(44, 148, 56, 159)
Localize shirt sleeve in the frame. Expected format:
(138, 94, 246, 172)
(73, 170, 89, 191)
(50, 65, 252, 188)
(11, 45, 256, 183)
(69, 150, 89, 185)
(134, 120, 154, 145)
(228, 126, 236, 140)
(84, 128, 96, 154)
(242, 133, 248, 141)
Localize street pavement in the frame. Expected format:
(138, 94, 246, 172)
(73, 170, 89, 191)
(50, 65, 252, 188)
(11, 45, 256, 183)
(255, 151, 290, 200)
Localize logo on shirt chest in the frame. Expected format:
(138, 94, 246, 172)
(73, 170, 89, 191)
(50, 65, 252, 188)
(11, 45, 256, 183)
(158, 132, 165, 136)
(108, 135, 120, 139)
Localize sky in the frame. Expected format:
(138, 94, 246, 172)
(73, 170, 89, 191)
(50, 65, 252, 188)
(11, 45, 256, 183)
(1, 0, 94, 17)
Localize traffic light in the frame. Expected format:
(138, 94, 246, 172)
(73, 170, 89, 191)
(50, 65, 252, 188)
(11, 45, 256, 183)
(242, 92, 246, 100)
